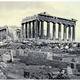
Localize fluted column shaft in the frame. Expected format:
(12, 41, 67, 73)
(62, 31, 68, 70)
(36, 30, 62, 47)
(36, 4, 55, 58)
(53, 22, 56, 40)
(29, 22, 31, 38)
(25, 23, 27, 38)
(31, 21, 33, 38)
(72, 26, 75, 41)
(24, 24, 26, 39)
(41, 21, 44, 39)
(35, 20, 38, 39)
(68, 25, 71, 41)
(32, 21, 35, 38)
(38, 21, 40, 39)
(58, 23, 61, 40)
(63, 24, 67, 41)
(47, 22, 50, 39)
(31, 22, 33, 38)
(21, 23, 24, 39)
(27, 23, 29, 39)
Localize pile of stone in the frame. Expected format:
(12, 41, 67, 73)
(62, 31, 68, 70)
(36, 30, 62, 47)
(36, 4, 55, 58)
(0, 62, 7, 79)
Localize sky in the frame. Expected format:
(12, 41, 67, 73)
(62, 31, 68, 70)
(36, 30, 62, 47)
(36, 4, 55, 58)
(0, 1, 80, 41)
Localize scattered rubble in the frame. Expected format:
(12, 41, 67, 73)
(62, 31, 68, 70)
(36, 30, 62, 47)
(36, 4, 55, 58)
(0, 40, 79, 79)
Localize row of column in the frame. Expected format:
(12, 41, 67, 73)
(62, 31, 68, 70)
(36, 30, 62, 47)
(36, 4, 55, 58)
(63, 24, 75, 41)
(21, 20, 75, 41)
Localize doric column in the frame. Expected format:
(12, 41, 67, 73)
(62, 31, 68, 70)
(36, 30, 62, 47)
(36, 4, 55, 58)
(72, 26, 75, 41)
(38, 21, 40, 39)
(27, 23, 29, 39)
(53, 22, 56, 40)
(63, 24, 67, 41)
(47, 21, 50, 39)
(68, 25, 71, 41)
(21, 23, 24, 39)
(24, 24, 26, 39)
(31, 21, 33, 38)
(58, 23, 61, 40)
(32, 21, 35, 38)
(41, 21, 44, 39)
(35, 20, 38, 39)
(29, 22, 31, 38)
(25, 23, 27, 38)
(31, 22, 32, 38)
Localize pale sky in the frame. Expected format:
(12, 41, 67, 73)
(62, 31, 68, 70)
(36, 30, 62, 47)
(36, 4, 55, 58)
(0, 1, 80, 41)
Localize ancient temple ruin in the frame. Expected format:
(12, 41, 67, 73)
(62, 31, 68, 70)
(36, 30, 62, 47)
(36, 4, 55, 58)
(21, 12, 77, 41)
(0, 26, 21, 41)
(0, 26, 8, 41)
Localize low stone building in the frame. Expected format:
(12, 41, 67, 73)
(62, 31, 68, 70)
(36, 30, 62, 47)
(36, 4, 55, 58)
(0, 25, 21, 42)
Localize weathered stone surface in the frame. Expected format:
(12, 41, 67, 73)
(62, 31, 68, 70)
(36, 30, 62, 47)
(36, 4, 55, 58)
(47, 22, 50, 39)
(21, 12, 77, 42)
(0, 70, 6, 79)
(1, 54, 10, 62)
(41, 21, 44, 39)
(22, 13, 76, 26)
(58, 23, 61, 40)
(63, 24, 67, 41)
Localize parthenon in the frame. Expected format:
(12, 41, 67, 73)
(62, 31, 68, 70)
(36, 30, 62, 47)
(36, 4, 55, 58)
(21, 12, 77, 41)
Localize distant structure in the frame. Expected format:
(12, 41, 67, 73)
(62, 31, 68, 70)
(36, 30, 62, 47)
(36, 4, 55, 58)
(21, 12, 77, 41)
(0, 26, 8, 41)
(0, 26, 21, 41)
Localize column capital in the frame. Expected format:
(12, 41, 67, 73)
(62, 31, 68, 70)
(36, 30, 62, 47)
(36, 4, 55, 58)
(40, 20, 44, 22)
(21, 23, 24, 25)
(52, 22, 56, 24)
(29, 21, 31, 23)
(63, 23, 67, 26)
(47, 21, 50, 23)
(68, 24, 72, 26)
(46, 21, 50, 23)
(72, 25, 75, 27)
(57, 22, 62, 24)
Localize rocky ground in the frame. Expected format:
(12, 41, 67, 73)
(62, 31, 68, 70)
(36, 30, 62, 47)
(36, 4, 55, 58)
(0, 40, 80, 79)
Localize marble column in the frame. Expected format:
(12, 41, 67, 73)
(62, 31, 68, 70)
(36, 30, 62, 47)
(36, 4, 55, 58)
(47, 22, 50, 39)
(25, 23, 27, 38)
(32, 21, 35, 38)
(29, 22, 31, 38)
(58, 23, 61, 40)
(63, 24, 67, 41)
(72, 26, 75, 41)
(35, 20, 38, 39)
(41, 21, 44, 39)
(27, 23, 29, 39)
(31, 22, 32, 38)
(21, 23, 24, 39)
(38, 21, 40, 39)
(68, 25, 71, 41)
(53, 22, 56, 40)
(24, 24, 26, 39)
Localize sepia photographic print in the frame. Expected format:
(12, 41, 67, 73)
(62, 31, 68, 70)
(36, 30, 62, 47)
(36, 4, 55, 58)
(0, 0, 80, 79)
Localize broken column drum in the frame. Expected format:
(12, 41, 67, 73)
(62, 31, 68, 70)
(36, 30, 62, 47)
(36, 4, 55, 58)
(21, 12, 77, 41)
